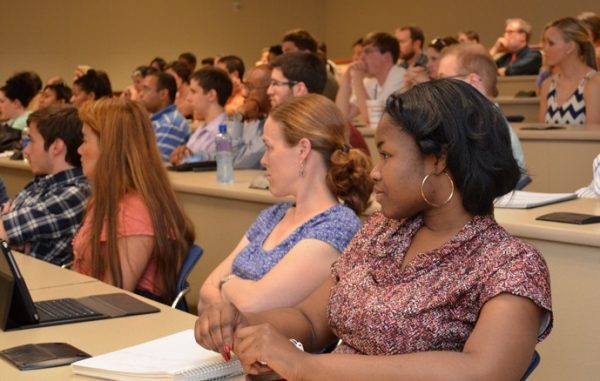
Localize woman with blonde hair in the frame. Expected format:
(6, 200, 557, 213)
(198, 94, 372, 314)
(73, 98, 195, 303)
(540, 17, 600, 124)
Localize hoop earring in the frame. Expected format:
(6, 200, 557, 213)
(420, 171, 454, 207)
(299, 161, 305, 177)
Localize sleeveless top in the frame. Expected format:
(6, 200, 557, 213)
(545, 71, 597, 125)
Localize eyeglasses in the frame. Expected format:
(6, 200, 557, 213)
(270, 79, 299, 88)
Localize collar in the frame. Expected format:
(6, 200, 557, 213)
(150, 104, 177, 121)
(32, 167, 85, 189)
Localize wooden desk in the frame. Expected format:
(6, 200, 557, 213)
(14, 252, 96, 290)
(513, 123, 600, 192)
(497, 75, 537, 96)
(497, 96, 539, 122)
(0, 157, 32, 198)
(1, 254, 246, 381)
(495, 198, 600, 381)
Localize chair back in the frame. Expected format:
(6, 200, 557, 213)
(521, 350, 540, 380)
(171, 244, 203, 311)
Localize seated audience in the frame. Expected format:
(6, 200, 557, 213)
(198, 94, 372, 314)
(200, 57, 215, 67)
(169, 67, 232, 164)
(267, 45, 283, 64)
(0, 72, 38, 130)
(0, 177, 8, 205)
(490, 18, 542, 76)
(578, 12, 600, 69)
(195, 80, 553, 380)
(281, 29, 339, 101)
(38, 82, 72, 108)
(396, 25, 428, 68)
(539, 17, 600, 125)
(179, 52, 197, 72)
(25, 72, 43, 112)
(336, 32, 405, 127)
(1, 106, 90, 266)
(72, 65, 91, 81)
(458, 30, 480, 44)
(576, 153, 600, 198)
(270, 52, 370, 156)
(121, 65, 150, 101)
(150, 56, 166, 71)
(165, 60, 194, 119)
(437, 43, 526, 171)
(404, 36, 459, 90)
(216, 55, 246, 116)
(229, 64, 272, 169)
(351, 37, 364, 62)
(138, 69, 191, 161)
(73, 98, 195, 303)
(70, 69, 113, 108)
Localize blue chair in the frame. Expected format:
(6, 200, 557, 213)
(171, 244, 203, 312)
(521, 350, 540, 380)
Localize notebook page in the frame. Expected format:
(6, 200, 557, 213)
(71, 329, 243, 380)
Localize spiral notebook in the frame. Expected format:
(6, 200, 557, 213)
(71, 329, 243, 381)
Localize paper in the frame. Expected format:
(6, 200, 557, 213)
(494, 191, 577, 209)
(71, 329, 243, 381)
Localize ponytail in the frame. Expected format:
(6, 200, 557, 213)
(326, 146, 373, 215)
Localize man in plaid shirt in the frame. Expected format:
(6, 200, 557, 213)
(0, 106, 90, 266)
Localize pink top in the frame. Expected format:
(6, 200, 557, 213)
(329, 212, 553, 355)
(73, 193, 163, 297)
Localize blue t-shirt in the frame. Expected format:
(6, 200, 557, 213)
(231, 202, 361, 281)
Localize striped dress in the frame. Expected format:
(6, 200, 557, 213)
(545, 71, 597, 125)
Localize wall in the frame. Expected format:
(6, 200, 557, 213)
(0, 0, 324, 90)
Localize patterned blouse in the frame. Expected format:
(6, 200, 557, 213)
(545, 71, 597, 125)
(231, 202, 361, 281)
(329, 212, 553, 355)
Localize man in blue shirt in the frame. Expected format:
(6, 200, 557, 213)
(0, 106, 90, 266)
(138, 70, 191, 161)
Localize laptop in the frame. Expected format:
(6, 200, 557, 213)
(0, 240, 160, 331)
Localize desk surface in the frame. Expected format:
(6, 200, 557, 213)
(0, 256, 242, 381)
(494, 198, 600, 248)
(14, 252, 97, 290)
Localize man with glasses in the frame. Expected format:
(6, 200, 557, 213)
(489, 18, 542, 76)
(438, 44, 526, 172)
(138, 69, 191, 161)
(336, 32, 405, 128)
(269, 52, 370, 156)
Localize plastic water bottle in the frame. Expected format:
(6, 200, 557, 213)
(215, 124, 234, 184)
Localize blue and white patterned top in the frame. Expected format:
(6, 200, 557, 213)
(545, 71, 597, 125)
(231, 202, 361, 281)
(150, 104, 191, 161)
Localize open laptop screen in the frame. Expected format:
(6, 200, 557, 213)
(0, 240, 39, 329)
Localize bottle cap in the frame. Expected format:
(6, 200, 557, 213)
(219, 124, 227, 134)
